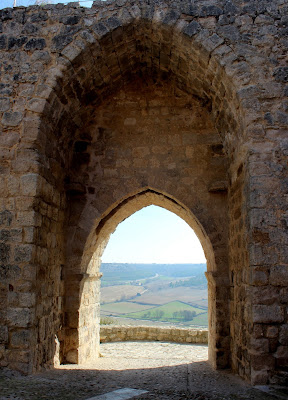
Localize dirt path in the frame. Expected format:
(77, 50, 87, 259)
(0, 342, 286, 400)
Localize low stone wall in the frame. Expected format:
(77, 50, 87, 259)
(100, 325, 208, 344)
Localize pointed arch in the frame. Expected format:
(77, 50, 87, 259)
(67, 188, 229, 369)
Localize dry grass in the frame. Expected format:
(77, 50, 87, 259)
(101, 285, 146, 303)
(137, 287, 208, 307)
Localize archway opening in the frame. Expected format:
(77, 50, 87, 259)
(100, 205, 208, 331)
(63, 189, 230, 371)
(29, 10, 240, 374)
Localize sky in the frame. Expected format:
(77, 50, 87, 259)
(0, 0, 93, 8)
(102, 205, 206, 264)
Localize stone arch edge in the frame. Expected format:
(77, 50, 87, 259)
(69, 187, 230, 371)
(84, 187, 215, 275)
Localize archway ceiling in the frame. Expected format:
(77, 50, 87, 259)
(44, 20, 243, 158)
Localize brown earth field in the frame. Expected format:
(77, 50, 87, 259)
(101, 285, 146, 303)
(133, 287, 208, 307)
(101, 286, 208, 307)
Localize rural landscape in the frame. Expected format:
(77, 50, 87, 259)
(100, 263, 208, 328)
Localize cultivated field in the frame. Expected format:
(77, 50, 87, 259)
(101, 301, 155, 314)
(101, 285, 146, 303)
(100, 263, 208, 327)
(126, 300, 206, 322)
(136, 287, 208, 307)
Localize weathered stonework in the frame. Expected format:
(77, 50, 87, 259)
(100, 326, 208, 344)
(0, 0, 287, 386)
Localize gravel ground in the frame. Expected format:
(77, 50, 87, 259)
(0, 342, 286, 400)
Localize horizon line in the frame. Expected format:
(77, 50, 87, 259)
(101, 262, 206, 265)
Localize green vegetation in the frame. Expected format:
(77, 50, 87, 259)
(101, 301, 154, 314)
(125, 301, 205, 323)
(100, 317, 115, 325)
(100, 263, 208, 327)
(188, 312, 208, 326)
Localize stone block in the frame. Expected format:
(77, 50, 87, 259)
(0, 34, 7, 50)
(251, 369, 268, 385)
(275, 346, 288, 367)
(0, 131, 19, 149)
(273, 67, 288, 83)
(253, 305, 284, 324)
(0, 243, 10, 263)
(6, 308, 34, 328)
(51, 34, 73, 52)
(183, 21, 201, 37)
(0, 97, 10, 112)
(0, 326, 8, 343)
(26, 98, 46, 113)
(8, 291, 19, 307)
(162, 9, 180, 26)
(24, 38, 46, 51)
(10, 329, 31, 348)
(16, 211, 41, 227)
(61, 44, 82, 63)
(266, 326, 279, 339)
(270, 265, 288, 286)
(0, 264, 21, 280)
(0, 210, 13, 227)
(66, 349, 78, 363)
(61, 15, 81, 25)
(251, 267, 268, 286)
(10, 229, 22, 243)
(14, 245, 34, 263)
(92, 22, 109, 39)
(18, 293, 36, 308)
(7, 349, 30, 363)
(1, 112, 23, 127)
(279, 325, 288, 346)
(38, 317, 45, 342)
(20, 174, 40, 197)
(23, 227, 35, 244)
(280, 288, 288, 303)
(8, 361, 31, 375)
(252, 286, 279, 305)
(0, 229, 10, 242)
(250, 338, 269, 354)
(250, 354, 275, 371)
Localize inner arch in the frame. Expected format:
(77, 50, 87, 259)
(83, 189, 216, 277)
(73, 189, 225, 369)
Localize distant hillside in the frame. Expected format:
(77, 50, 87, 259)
(100, 263, 208, 327)
(101, 263, 206, 282)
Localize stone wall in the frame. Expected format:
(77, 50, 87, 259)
(100, 326, 208, 344)
(0, 0, 287, 386)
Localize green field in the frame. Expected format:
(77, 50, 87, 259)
(125, 301, 206, 322)
(101, 301, 154, 314)
(187, 312, 208, 326)
(100, 263, 208, 328)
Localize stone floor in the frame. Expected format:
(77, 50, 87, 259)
(0, 342, 287, 400)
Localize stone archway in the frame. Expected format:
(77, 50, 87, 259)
(0, 0, 287, 386)
(72, 188, 226, 370)
(59, 75, 231, 370)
